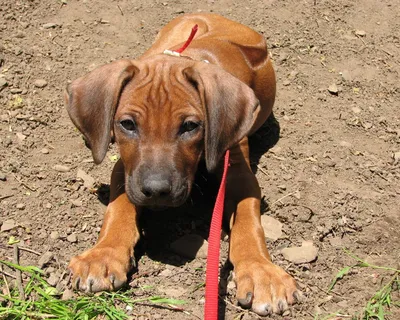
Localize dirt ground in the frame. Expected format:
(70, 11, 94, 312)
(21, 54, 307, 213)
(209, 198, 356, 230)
(1, 0, 399, 319)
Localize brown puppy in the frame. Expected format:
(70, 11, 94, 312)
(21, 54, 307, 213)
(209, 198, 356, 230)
(65, 13, 301, 316)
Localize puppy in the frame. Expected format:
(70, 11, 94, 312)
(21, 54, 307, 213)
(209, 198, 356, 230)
(65, 13, 301, 316)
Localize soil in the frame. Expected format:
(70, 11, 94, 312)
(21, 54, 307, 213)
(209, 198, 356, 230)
(1, 0, 399, 319)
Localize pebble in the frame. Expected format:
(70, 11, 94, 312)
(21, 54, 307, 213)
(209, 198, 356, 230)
(394, 151, 400, 164)
(170, 234, 208, 259)
(50, 231, 60, 240)
(66, 234, 77, 243)
(61, 289, 75, 300)
(41, 148, 49, 154)
(328, 83, 338, 94)
(54, 165, 71, 172)
(282, 80, 291, 86)
(1, 219, 16, 232)
(159, 268, 173, 277)
(0, 77, 7, 89)
(42, 23, 58, 29)
(0, 173, 6, 181)
(10, 88, 22, 94)
(38, 252, 54, 268)
(76, 169, 95, 189)
(341, 70, 352, 81)
(355, 30, 366, 37)
(281, 241, 319, 264)
(261, 216, 283, 241)
(16, 132, 27, 142)
(339, 140, 352, 148)
(47, 273, 59, 286)
(16, 203, 25, 210)
(70, 199, 82, 207)
(34, 79, 48, 88)
(352, 106, 361, 114)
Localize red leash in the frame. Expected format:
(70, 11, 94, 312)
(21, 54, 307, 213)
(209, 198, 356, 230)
(164, 24, 227, 320)
(204, 151, 230, 320)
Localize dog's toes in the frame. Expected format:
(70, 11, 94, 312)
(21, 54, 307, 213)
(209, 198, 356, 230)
(68, 246, 131, 293)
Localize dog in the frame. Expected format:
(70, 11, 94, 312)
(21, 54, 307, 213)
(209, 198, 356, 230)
(65, 13, 301, 316)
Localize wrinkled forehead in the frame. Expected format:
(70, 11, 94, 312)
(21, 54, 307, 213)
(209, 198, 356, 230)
(117, 59, 202, 117)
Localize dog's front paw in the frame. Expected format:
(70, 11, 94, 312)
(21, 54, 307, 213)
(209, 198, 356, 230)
(234, 259, 302, 316)
(69, 246, 133, 293)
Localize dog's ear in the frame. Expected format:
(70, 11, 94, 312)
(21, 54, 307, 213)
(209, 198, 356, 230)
(183, 62, 260, 172)
(65, 60, 138, 164)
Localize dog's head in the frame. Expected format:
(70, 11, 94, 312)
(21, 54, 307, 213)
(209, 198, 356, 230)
(65, 56, 260, 208)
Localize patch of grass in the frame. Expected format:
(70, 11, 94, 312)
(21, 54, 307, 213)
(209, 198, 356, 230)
(0, 259, 186, 320)
(326, 249, 399, 320)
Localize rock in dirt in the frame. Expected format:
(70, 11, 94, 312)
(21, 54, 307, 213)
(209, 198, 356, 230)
(54, 165, 71, 172)
(41, 147, 49, 154)
(339, 140, 352, 148)
(76, 169, 95, 189)
(0, 77, 7, 89)
(261, 216, 283, 241)
(170, 234, 208, 259)
(393, 151, 400, 164)
(42, 23, 58, 29)
(1, 219, 16, 232)
(341, 70, 352, 81)
(38, 252, 54, 268)
(62, 288, 75, 300)
(47, 273, 59, 286)
(66, 234, 77, 243)
(16, 132, 26, 142)
(34, 79, 48, 88)
(281, 241, 318, 264)
(70, 199, 82, 207)
(0, 173, 6, 181)
(16, 203, 25, 210)
(328, 84, 339, 95)
(50, 231, 60, 240)
(355, 30, 366, 37)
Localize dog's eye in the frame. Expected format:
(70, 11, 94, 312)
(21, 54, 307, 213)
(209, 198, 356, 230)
(120, 119, 137, 132)
(180, 121, 200, 134)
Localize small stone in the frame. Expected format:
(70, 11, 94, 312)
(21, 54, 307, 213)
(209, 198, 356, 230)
(10, 88, 22, 94)
(0, 77, 7, 89)
(61, 288, 75, 300)
(289, 70, 299, 79)
(282, 80, 291, 86)
(363, 122, 373, 129)
(41, 148, 49, 154)
(34, 79, 48, 88)
(261, 216, 283, 241)
(76, 169, 95, 189)
(339, 141, 352, 148)
(70, 199, 82, 207)
(170, 234, 208, 259)
(355, 30, 366, 37)
(1, 219, 16, 232)
(66, 234, 77, 243)
(393, 151, 400, 164)
(16, 203, 25, 210)
(45, 203, 52, 209)
(328, 84, 338, 95)
(352, 106, 361, 114)
(38, 252, 54, 268)
(341, 70, 352, 81)
(159, 269, 173, 277)
(54, 165, 70, 172)
(281, 241, 318, 264)
(42, 23, 58, 29)
(16, 132, 26, 141)
(47, 273, 59, 286)
(277, 185, 287, 191)
(0, 173, 6, 181)
(50, 231, 60, 240)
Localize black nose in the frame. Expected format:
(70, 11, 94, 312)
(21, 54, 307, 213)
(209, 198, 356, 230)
(141, 174, 172, 199)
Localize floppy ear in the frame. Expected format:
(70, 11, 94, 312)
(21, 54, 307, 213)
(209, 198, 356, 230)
(183, 62, 260, 172)
(65, 60, 138, 164)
